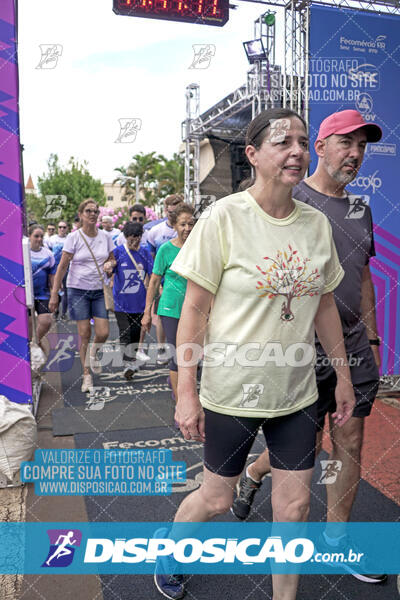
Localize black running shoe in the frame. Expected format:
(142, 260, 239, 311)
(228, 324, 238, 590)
(316, 533, 387, 584)
(231, 465, 262, 520)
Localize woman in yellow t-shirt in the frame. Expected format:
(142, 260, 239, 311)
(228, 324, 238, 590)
(153, 108, 356, 600)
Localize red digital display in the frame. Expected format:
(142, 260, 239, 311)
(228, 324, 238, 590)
(113, 0, 229, 27)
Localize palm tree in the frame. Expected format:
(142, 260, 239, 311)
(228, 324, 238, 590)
(113, 152, 161, 206)
(114, 152, 185, 208)
(156, 153, 185, 197)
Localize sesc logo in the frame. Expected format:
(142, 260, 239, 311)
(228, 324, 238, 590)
(348, 63, 380, 90)
(349, 170, 382, 194)
(42, 529, 82, 567)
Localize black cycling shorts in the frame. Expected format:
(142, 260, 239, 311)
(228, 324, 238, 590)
(316, 345, 379, 430)
(28, 299, 50, 316)
(203, 403, 317, 476)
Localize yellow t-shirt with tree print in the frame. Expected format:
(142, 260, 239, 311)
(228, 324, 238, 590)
(172, 190, 344, 418)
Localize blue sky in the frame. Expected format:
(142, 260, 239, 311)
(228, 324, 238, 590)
(18, 0, 285, 184)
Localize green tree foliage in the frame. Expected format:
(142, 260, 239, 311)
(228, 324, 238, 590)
(114, 152, 184, 208)
(30, 154, 106, 225)
(157, 153, 185, 198)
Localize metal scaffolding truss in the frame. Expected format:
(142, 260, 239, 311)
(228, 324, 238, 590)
(284, 2, 309, 120)
(182, 11, 280, 205)
(283, 0, 400, 132)
(263, 0, 399, 11)
(183, 0, 400, 204)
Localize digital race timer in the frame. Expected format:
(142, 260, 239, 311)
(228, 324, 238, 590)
(113, 0, 229, 27)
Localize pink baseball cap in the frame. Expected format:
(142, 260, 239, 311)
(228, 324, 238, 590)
(317, 110, 382, 142)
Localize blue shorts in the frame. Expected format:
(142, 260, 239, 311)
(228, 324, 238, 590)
(68, 288, 108, 321)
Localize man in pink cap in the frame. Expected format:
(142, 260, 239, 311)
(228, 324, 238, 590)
(233, 110, 386, 584)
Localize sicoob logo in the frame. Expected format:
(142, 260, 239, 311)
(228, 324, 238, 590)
(42, 529, 82, 567)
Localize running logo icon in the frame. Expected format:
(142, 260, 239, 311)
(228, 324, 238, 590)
(36, 44, 63, 69)
(240, 384, 264, 408)
(269, 118, 291, 143)
(85, 386, 118, 411)
(42, 529, 82, 567)
(115, 118, 142, 143)
(189, 44, 216, 69)
(317, 460, 342, 484)
(44, 334, 78, 372)
(43, 195, 67, 219)
(345, 195, 369, 219)
(121, 269, 143, 293)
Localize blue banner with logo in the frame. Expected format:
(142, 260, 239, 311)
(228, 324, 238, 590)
(309, 4, 400, 374)
(0, 522, 399, 574)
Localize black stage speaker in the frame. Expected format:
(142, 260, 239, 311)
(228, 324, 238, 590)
(199, 138, 251, 201)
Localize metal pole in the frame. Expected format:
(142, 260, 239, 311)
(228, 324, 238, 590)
(304, 5, 310, 125)
(135, 175, 139, 203)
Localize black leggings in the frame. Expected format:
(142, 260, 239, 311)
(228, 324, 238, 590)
(115, 312, 143, 362)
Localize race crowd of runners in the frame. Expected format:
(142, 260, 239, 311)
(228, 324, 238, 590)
(28, 108, 388, 600)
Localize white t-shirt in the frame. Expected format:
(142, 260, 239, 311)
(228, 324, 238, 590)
(147, 219, 176, 254)
(172, 191, 344, 418)
(63, 229, 114, 290)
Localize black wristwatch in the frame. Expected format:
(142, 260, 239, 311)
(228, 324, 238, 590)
(369, 337, 381, 346)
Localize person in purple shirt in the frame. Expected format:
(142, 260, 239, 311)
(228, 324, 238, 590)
(104, 221, 153, 380)
(116, 204, 153, 362)
(49, 199, 116, 393)
(29, 224, 56, 350)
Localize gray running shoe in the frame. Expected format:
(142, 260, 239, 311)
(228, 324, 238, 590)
(231, 464, 262, 520)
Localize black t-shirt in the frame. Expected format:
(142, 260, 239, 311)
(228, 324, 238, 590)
(293, 180, 375, 354)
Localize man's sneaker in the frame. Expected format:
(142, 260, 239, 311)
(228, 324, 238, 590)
(123, 361, 138, 381)
(317, 532, 387, 584)
(153, 527, 185, 599)
(231, 463, 262, 520)
(136, 349, 151, 362)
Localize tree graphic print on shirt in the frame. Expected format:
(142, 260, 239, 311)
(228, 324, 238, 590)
(256, 245, 320, 322)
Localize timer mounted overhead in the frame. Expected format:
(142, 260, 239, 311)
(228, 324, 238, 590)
(113, 0, 229, 26)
